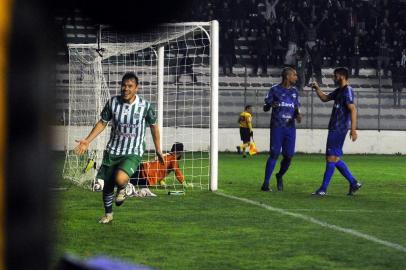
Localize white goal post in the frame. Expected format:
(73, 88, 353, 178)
(63, 21, 219, 191)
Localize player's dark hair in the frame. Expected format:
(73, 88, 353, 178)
(245, 105, 252, 110)
(121, 72, 139, 85)
(171, 142, 184, 159)
(281, 67, 295, 80)
(334, 67, 349, 80)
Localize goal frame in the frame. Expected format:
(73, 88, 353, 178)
(63, 20, 219, 191)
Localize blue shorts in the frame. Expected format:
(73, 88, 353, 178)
(269, 127, 296, 159)
(326, 130, 347, 157)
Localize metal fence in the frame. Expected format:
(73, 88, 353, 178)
(219, 89, 406, 130)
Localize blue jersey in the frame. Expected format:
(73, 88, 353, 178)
(327, 85, 355, 131)
(264, 84, 300, 128)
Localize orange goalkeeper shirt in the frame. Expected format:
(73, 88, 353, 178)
(140, 153, 185, 185)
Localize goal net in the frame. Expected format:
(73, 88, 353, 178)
(63, 21, 219, 191)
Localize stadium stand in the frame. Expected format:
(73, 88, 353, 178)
(54, 1, 406, 130)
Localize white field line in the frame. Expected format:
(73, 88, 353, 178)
(216, 192, 406, 253)
(283, 209, 406, 213)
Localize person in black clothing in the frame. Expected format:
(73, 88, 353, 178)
(306, 41, 323, 85)
(252, 31, 271, 75)
(376, 36, 391, 77)
(176, 53, 197, 83)
(217, 1, 232, 31)
(295, 47, 309, 91)
(349, 35, 361, 77)
(391, 61, 404, 107)
(220, 29, 235, 75)
(297, 13, 327, 51)
(271, 28, 285, 66)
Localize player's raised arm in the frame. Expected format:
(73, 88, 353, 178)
(74, 120, 108, 155)
(311, 81, 330, 102)
(347, 103, 358, 142)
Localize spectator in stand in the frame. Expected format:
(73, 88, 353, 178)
(220, 29, 235, 76)
(297, 12, 328, 51)
(306, 40, 324, 85)
(232, 0, 247, 31)
(271, 28, 285, 66)
(284, 42, 297, 67)
(247, 0, 260, 31)
(264, 0, 280, 25)
(284, 12, 299, 67)
(391, 39, 403, 65)
(401, 49, 406, 67)
(217, 1, 232, 30)
(391, 60, 405, 107)
(295, 47, 309, 91)
(349, 35, 361, 77)
(176, 51, 197, 84)
(252, 30, 271, 76)
(376, 36, 391, 77)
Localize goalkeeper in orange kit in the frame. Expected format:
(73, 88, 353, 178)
(130, 142, 185, 187)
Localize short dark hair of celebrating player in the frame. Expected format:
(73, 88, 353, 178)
(121, 72, 139, 85)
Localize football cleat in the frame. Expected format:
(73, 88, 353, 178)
(276, 173, 283, 191)
(312, 189, 327, 196)
(348, 182, 362, 196)
(115, 187, 127, 206)
(236, 146, 241, 154)
(261, 185, 272, 192)
(98, 213, 113, 224)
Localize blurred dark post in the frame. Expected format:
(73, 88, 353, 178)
(5, 0, 191, 269)
(7, 0, 56, 269)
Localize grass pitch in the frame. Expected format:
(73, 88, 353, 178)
(53, 153, 406, 269)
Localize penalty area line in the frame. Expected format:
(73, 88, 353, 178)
(215, 192, 406, 253)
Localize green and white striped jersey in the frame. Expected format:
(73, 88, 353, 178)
(100, 95, 157, 156)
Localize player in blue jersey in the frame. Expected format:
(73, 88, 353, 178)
(261, 67, 302, 192)
(311, 67, 362, 196)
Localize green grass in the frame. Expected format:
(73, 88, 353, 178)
(53, 153, 406, 269)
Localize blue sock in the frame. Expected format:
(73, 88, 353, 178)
(278, 157, 291, 177)
(335, 160, 356, 185)
(320, 162, 336, 191)
(263, 157, 277, 187)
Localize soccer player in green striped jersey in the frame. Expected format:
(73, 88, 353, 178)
(74, 72, 164, 224)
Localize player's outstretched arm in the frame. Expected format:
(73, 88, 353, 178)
(150, 124, 164, 165)
(347, 104, 358, 142)
(74, 120, 108, 155)
(311, 81, 329, 102)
